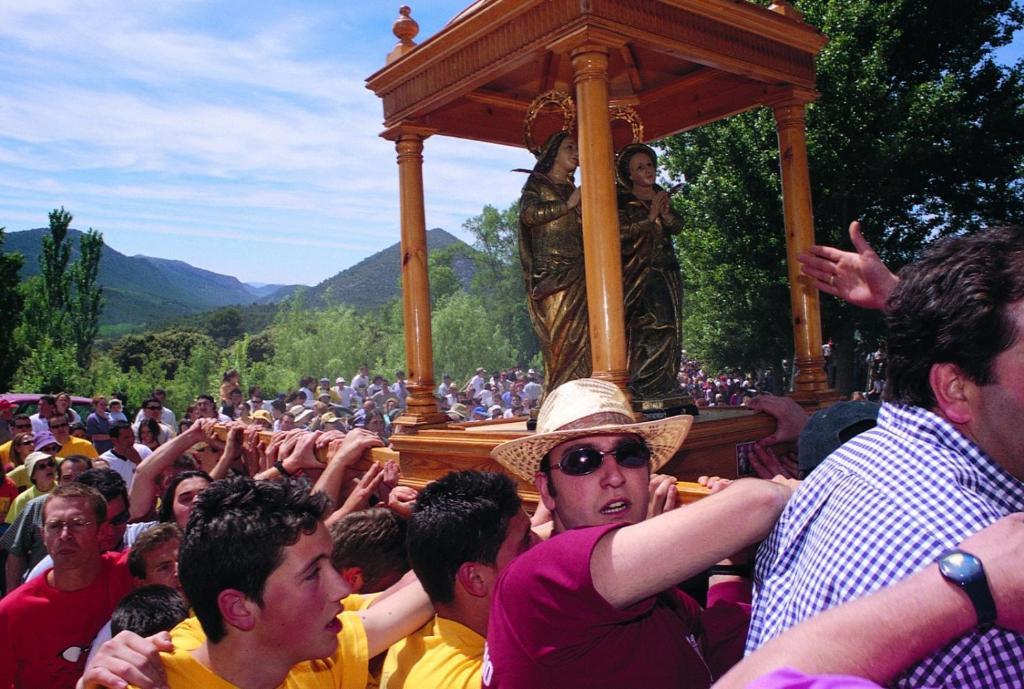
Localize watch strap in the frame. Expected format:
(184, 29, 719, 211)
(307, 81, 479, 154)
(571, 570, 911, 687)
(273, 460, 294, 478)
(938, 549, 997, 628)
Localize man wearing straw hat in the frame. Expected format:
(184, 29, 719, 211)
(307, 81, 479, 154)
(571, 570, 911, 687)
(483, 378, 793, 689)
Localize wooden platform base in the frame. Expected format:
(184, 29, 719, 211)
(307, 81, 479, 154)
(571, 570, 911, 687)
(371, 407, 784, 511)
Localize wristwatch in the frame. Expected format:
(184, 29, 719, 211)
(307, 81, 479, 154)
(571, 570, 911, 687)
(937, 549, 997, 628)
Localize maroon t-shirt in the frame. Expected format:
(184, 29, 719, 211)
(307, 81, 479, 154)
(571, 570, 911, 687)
(484, 523, 749, 689)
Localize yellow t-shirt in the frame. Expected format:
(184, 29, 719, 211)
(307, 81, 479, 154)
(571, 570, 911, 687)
(4, 485, 47, 525)
(380, 616, 484, 689)
(0, 440, 12, 470)
(5, 464, 28, 491)
(56, 436, 99, 460)
(341, 593, 378, 613)
(158, 613, 370, 689)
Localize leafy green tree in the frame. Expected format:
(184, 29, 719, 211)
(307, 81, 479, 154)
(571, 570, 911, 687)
(431, 291, 518, 380)
(662, 0, 1024, 393)
(0, 228, 25, 390)
(16, 207, 105, 379)
(462, 202, 540, 367)
(69, 228, 104, 367)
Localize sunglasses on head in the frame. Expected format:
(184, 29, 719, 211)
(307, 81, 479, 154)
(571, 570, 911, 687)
(549, 439, 651, 476)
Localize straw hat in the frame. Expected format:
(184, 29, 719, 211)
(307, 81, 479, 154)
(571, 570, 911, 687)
(491, 378, 693, 483)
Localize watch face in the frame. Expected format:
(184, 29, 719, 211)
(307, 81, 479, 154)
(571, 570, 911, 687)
(940, 550, 983, 582)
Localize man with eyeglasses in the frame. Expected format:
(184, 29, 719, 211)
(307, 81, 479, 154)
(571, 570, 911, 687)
(47, 413, 99, 461)
(22, 469, 152, 586)
(133, 388, 177, 429)
(2, 456, 93, 593)
(484, 378, 794, 689)
(0, 482, 134, 689)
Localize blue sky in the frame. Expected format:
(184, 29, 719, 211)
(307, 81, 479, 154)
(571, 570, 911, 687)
(0, 2, 1021, 285)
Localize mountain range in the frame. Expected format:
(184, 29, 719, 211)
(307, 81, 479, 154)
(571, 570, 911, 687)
(4, 227, 472, 327)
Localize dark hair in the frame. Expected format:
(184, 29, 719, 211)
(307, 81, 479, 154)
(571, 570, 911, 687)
(158, 470, 212, 524)
(616, 143, 658, 188)
(885, 225, 1024, 408)
(538, 455, 558, 498)
(75, 468, 128, 509)
(58, 455, 93, 475)
(142, 397, 161, 409)
(179, 477, 329, 643)
(39, 395, 56, 407)
(138, 418, 162, 445)
(407, 471, 520, 604)
(533, 130, 571, 174)
(329, 509, 408, 592)
(111, 585, 189, 637)
(223, 369, 239, 382)
(271, 399, 287, 413)
(196, 394, 215, 405)
(10, 432, 35, 462)
(110, 421, 133, 440)
(128, 522, 182, 578)
(44, 482, 107, 523)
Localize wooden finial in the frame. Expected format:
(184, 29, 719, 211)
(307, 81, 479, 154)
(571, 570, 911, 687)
(387, 6, 419, 64)
(768, 1, 803, 20)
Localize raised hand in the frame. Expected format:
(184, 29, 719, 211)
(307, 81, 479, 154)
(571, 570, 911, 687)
(797, 220, 898, 311)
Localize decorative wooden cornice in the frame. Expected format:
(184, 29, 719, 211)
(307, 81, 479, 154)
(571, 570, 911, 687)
(367, 0, 826, 145)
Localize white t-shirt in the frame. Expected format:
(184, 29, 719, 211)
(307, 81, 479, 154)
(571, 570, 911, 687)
(99, 445, 153, 490)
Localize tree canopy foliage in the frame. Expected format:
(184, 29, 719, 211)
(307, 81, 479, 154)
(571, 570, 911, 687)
(12, 208, 106, 391)
(661, 0, 1024, 392)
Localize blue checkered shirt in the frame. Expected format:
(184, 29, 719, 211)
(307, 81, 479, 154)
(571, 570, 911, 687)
(747, 403, 1024, 687)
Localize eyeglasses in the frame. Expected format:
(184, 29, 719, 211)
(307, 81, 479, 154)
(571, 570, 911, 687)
(549, 439, 651, 476)
(14, 423, 31, 430)
(34, 459, 57, 470)
(145, 406, 162, 411)
(44, 517, 94, 535)
(18, 440, 34, 446)
(48, 422, 68, 429)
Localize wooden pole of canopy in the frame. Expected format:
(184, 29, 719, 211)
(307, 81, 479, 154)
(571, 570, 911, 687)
(384, 125, 450, 426)
(571, 43, 630, 393)
(773, 99, 833, 403)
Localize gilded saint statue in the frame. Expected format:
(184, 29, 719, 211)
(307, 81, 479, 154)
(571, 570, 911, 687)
(517, 131, 591, 393)
(617, 143, 684, 400)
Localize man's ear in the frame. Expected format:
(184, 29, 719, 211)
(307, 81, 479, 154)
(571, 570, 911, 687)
(340, 566, 363, 593)
(535, 472, 556, 513)
(455, 561, 489, 598)
(930, 362, 973, 425)
(218, 589, 258, 633)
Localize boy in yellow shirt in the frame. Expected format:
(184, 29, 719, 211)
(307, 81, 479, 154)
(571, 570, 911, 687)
(380, 471, 537, 689)
(82, 477, 431, 689)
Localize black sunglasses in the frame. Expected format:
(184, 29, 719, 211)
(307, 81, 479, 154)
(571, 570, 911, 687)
(550, 439, 651, 476)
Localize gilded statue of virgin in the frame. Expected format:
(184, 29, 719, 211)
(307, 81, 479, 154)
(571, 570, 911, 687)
(518, 131, 591, 392)
(617, 143, 684, 399)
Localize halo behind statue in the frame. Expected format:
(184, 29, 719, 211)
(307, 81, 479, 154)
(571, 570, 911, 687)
(609, 104, 644, 153)
(524, 90, 576, 156)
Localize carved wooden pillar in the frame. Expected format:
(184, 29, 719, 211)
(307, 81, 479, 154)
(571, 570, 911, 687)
(388, 126, 449, 426)
(773, 100, 832, 403)
(571, 44, 630, 392)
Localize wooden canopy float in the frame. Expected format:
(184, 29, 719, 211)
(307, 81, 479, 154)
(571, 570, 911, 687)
(355, 0, 835, 504)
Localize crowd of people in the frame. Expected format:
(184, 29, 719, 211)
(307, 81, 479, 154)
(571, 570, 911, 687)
(0, 221, 1022, 689)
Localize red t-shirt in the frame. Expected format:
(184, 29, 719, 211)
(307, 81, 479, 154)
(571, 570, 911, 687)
(483, 522, 749, 689)
(0, 551, 133, 689)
